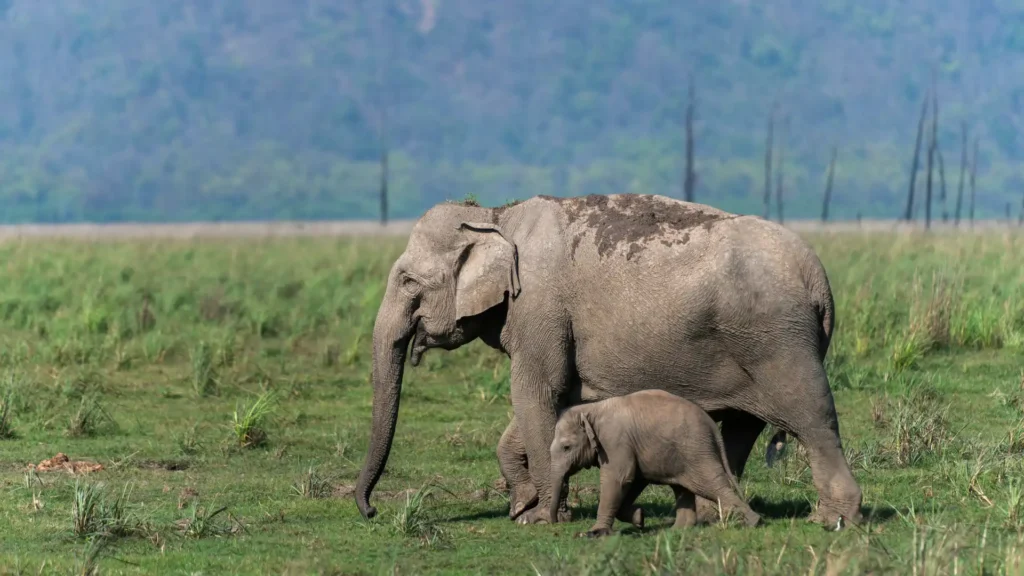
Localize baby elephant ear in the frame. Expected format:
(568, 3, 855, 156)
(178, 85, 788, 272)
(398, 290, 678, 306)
(580, 414, 608, 465)
(581, 414, 599, 453)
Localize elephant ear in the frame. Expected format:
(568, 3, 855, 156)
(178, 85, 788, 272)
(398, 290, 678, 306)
(580, 413, 607, 465)
(454, 221, 522, 321)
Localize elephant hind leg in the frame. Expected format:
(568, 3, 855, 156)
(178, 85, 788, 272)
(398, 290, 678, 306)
(497, 417, 538, 519)
(749, 355, 863, 528)
(670, 485, 697, 528)
(615, 479, 648, 529)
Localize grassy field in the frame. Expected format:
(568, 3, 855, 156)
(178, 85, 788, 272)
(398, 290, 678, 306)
(1, 229, 1024, 575)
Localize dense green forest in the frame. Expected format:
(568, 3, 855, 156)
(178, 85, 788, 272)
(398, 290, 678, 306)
(0, 0, 1022, 223)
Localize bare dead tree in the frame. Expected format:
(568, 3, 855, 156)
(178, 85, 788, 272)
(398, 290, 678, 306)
(821, 146, 837, 222)
(775, 116, 788, 224)
(924, 79, 937, 229)
(969, 136, 979, 228)
(1006, 202, 1012, 224)
(904, 94, 930, 221)
(374, 1, 391, 227)
(954, 121, 967, 226)
(937, 149, 948, 224)
(763, 104, 776, 221)
(1019, 189, 1024, 226)
(683, 75, 697, 202)
(931, 85, 948, 223)
(379, 148, 389, 227)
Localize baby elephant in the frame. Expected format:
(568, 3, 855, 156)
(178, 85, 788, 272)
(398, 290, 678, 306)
(548, 389, 761, 537)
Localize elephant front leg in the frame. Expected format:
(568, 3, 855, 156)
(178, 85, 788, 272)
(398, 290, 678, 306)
(507, 353, 569, 526)
(581, 466, 632, 538)
(496, 416, 539, 519)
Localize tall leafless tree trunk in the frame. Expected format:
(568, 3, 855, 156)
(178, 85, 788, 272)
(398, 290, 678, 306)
(969, 137, 979, 228)
(379, 148, 389, 226)
(931, 86, 948, 223)
(683, 76, 697, 202)
(954, 121, 967, 226)
(937, 150, 948, 224)
(821, 146, 837, 222)
(775, 116, 788, 224)
(904, 95, 930, 221)
(374, 1, 390, 227)
(924, 80, 937, 230)
(763, 104, 776, 221)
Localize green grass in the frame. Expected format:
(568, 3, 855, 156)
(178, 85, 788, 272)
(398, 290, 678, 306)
(0, 232, 1024, 574)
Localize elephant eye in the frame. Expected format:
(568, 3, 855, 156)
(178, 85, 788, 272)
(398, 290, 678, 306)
(398, 273, 420, 294)
(563, 445, 571, 451)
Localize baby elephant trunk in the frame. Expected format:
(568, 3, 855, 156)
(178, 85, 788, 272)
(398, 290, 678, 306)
(549, 467, 567, 523)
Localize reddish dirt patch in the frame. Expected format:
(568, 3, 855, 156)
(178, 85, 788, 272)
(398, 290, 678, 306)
(27, 453, 103, 474)
(540, 194, 734, 260)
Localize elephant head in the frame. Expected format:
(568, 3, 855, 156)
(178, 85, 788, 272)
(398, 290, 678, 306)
(548, 408, 605, 523)
(355, 203, 522, 519)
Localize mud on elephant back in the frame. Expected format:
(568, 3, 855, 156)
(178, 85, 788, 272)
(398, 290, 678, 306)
(353, 193, 863, 529)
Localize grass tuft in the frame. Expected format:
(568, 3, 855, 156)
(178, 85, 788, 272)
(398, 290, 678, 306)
(291, 463, 335, 499)
(189, 340, 219, 397)
(178, 501, 233, 539)
(71, 480, 147, 540)
(66, 395, 115, 438)
(0, 386, 14, 439)
(231, 390, 278, 448)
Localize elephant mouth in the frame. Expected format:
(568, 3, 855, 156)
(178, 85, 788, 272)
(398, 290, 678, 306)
(408, 319, 427, 366)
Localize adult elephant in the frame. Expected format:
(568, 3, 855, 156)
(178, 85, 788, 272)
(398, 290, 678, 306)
(354, 193, 862, 528)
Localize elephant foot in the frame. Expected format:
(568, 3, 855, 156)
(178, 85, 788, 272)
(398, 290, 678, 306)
(627, 506, 644, 529)
(515, 505, 554, 525)
(513, 498, 571, 524)
(808, 504, 861, 531)
(578, 527, 612, 538)
(508, 484, 539, 520)
(694, 496, 720, 525)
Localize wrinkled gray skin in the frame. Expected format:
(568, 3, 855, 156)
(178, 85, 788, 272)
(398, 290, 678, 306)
(549, 390, 761, 537)
(354, 193, 862, 528)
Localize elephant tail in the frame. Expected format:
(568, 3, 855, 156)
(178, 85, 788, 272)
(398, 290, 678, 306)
(764, 429, 788, 468)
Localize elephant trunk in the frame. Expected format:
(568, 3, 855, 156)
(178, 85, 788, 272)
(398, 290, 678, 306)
(355, 300, 415, 520)
(549, 465, 567, 523)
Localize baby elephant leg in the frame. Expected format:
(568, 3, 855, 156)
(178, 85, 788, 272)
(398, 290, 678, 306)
(670, 485, 698, 529)
(497, 418, 538, 520)
(583, 467, 632, 538)
(692, 475, 760, 528)
(615, 480, 648, 529)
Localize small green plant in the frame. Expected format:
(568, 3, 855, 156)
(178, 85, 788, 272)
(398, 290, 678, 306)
(878, 381, 950, 467)
(457, 193, 480, 207)
(392, 484, 436, 537)
(72, 536, 108, 576)
(176, 421, 202, 456)
(71, 481, 104, 538)
(66, 396, 114, 438)
(0, 386, 13, 439)
(190, 341, 218, 397)
(178, 501, 232, 539)
(889, 332, 928, 375)
(291, 463, 334, 499)
(71, 481, 145, 540)
(231, 390, 278, 448)
(1004, 478, 1024, 527)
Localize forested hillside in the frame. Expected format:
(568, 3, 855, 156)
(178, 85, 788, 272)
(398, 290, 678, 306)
(0, 0, 1022, 222)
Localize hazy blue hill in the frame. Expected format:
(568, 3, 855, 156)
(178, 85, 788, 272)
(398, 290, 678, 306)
(0, 0, 1020, 223)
